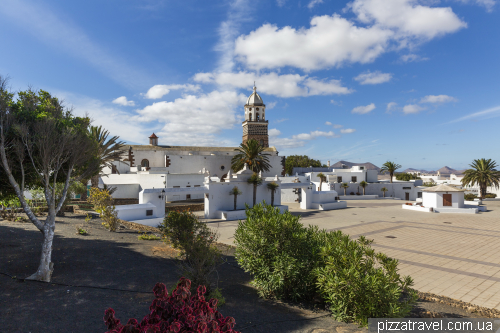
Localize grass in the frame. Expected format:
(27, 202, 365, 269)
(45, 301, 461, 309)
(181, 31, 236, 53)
(138, 232, 161, 241)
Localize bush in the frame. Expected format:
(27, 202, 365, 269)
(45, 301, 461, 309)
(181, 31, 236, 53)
(395, 173, 420, 181)
(234, 203, 418, 326)
(88, 187, 119, 232)
(138, 232, 161, 241)
(314, 232, 417, 326)
(234, 203, 321, 301)
(485, 193, 497, 198)
(159, 211, 222, 293)
(103, 277, 239, 333)
(464, 193, 477, 201)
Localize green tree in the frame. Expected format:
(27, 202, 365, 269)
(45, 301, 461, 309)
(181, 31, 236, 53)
(340, 182, 349, 196)
(317, 173, 326, 192)
(461, 158, 500, 199)
(267, 182, 280, 206)
(229, 186, 242, 210)
(395, 173, 420, 181)
(231, 139, 271, 173)
(88, 125, 125, 188)
(380, 161, 401, 183)
(247, 173, 263, 207)
(284, 155, 325, 176)
(359, 181, 368, 195)
(381, 187, 388, 197)
(0, 79, 97, 281)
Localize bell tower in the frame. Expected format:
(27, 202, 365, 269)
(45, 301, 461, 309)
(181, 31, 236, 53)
(242, 84, 269, 147)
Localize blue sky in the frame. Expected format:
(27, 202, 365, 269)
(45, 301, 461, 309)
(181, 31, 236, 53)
(0, 0, 498, 171)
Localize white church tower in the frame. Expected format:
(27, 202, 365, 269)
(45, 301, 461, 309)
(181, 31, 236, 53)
(242, 84, 269, 147)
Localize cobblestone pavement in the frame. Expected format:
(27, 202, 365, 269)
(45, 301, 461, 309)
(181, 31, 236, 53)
(209, 199, 500, 310)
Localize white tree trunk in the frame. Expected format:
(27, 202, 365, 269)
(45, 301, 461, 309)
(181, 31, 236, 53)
(26, 218, 55, 282)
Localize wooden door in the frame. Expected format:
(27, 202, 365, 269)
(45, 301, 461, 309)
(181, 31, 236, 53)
(443, 194, 452, 206)
(405, 193, 410, 200)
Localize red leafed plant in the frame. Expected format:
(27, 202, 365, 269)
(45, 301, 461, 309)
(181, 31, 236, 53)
(103, 278, 239, 333)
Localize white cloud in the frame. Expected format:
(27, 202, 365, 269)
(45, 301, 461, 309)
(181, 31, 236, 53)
(402, 104, 426, 114)
(144, 84, 200, 99)
(276, 0, 287, 7)
(341, 128, 356, 133)
(308, 0, 324, 9)
(448, 105, 500, 123)
(269, 128, 282, 136)
(267, 101, 277, 109)
(0, 0, 151, 89)
(354, 71, 392, 85)
(193, 71, 352, 97)
(275, 118, 288, 123)
(420, 94, 457, 103)
(214, 0, 251, 72)
(234, 0, 466, 71)
(351, 0, 467, 40)
(453, 0, 496, 12)
(386, 102, 398, 112)
(330, 99, 342, 106)
(352, 103, 376, 114)
(325, 121, 332, 125)
(271, 130, 340, 149)
(333, 124, 343, 128)
(400, 53, 429, 62)
(133, 90, 247, 146)
(293, 130, 339, 140)
(112, 96, 135, 106)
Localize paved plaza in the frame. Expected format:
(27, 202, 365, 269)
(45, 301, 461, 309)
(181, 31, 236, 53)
(205, 199, 500, 311)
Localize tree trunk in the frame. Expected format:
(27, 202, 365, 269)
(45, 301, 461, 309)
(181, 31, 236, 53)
(26, 216, 55, 282)
(390, 173, 393, 183)
(234, 194, 237, 210)
(253, 184, 257, 207)
(343, 188, 347, 196)
(383, 191, 386, 197)
(271, 191, 274, 207)
(363, 187, 366, 195)
(91, 175, 99, 188)
(80, 179, 88, 201)
(319, 180, 322, 192)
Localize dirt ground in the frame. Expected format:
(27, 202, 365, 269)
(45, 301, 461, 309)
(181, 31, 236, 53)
(0, 213, 495, 333)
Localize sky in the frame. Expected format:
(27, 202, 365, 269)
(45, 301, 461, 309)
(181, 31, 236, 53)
(0, 0, 498, 171)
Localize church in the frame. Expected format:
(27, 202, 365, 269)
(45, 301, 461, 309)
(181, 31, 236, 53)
(103, 85, 285, 199)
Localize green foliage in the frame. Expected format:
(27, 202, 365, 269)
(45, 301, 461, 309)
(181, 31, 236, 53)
(76, 226, 88, 235)
(315, 233, 417, 326)
(235, 203, 417, 326)
(88, 187, 119, 232)
(207, 288, 226, 307)
(138, 232, 161, 240)
(395, 173, 421, 181)
(380, 161, 402, 183)
(422, 181, 436, 187)
(0, 196, 21, 221)
(30, 180, 86, 213)
(485, 193, 497, 198)
(340, 182, 349, 195)
(159, 211, 222, 292)
(267, 182, 280, 206)
(359, 181, 368, 195)
(231, 139, 271, 173)
(229, 186, 242, 211)
(464, 193, 477, 201)
(234, 203, 320, 301)
(284, 155, 325, 176)
(461, 158, 500, 199)
(247, 173, 263, 206)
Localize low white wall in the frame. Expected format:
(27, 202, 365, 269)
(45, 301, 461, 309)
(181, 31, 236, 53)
(310, 201, 347, 210)
(434, 207, 478, 214)
(218, 205, 289, 220)
(115, 203, 157, 221)
(402, 205, 433, 213)
(339, 195, 379, 200)
(312, 190, 339, 203)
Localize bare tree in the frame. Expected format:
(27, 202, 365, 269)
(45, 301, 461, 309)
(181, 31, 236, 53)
(0, 77, 97, 281)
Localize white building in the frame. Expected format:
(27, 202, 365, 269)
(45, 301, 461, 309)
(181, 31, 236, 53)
(101, 85, 285, 200)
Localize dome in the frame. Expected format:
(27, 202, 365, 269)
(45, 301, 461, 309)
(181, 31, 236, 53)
(246, 85, 264, 106)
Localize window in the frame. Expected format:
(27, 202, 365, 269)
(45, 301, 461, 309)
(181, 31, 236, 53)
(249, 114, 252, 121)
(403, 187, 411, 190)
(417, 192, 422, 198)
(141, 159, 149, 168)
(351, 176, 357, 182)
(194, 185, 200, 187)
(256, 107, 259, 111)
(111, 165, 118, 174)
(186, 194, 191, 200)
(337, 176, 342, 183)
(360, 166, 364, 170)
(256, 113, 260, 121)
(146, 210, 153, 216)
(220, 165, 225, 170)
(173, 186, 180, 188)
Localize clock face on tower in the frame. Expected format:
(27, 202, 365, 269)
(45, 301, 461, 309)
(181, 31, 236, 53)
(242, 85, 269, 148)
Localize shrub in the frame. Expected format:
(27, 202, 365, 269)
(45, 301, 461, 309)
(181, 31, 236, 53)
(88, 187, 119, 232)
(234, 203, 321, 301)
(235, 204, 418, 326)
(0, 196, 21, 221)
(138, 232, 161, 241)
(314, 232, 417, 326)
(103, 277, 239, 333)
(395, 173, 420, 181)
(159, 211, 222, 293)
(464, 193, 477, 201)
(76, 226, 88, 235)
(485, 193, 497, 198)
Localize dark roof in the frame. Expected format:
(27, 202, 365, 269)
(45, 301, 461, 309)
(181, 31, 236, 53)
(149, 133, 158, 139)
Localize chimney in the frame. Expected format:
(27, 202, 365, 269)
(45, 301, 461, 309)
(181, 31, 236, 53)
(149, 133, 158, 146)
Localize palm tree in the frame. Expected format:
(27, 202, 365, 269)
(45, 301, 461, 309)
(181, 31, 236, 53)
(247, 173, 263, 207)
(267, 182, 280, 206)
(89, 126, 125, 189)
(359, 181, 368, 195)
(231, 139, 271, 173)
(461, 158, 500, 199)
(381, 187, 388, 197)
(380, 161, 401, 183)
(229, 186, 242, 210)
(340, 182, 349, 196)
(317, 173, 326, 191)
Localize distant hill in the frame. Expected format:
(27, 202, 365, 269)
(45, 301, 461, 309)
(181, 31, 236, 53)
(331, 160, 381, 172)
(402, 168, 436, 174)
(402, 166, 466, 175)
